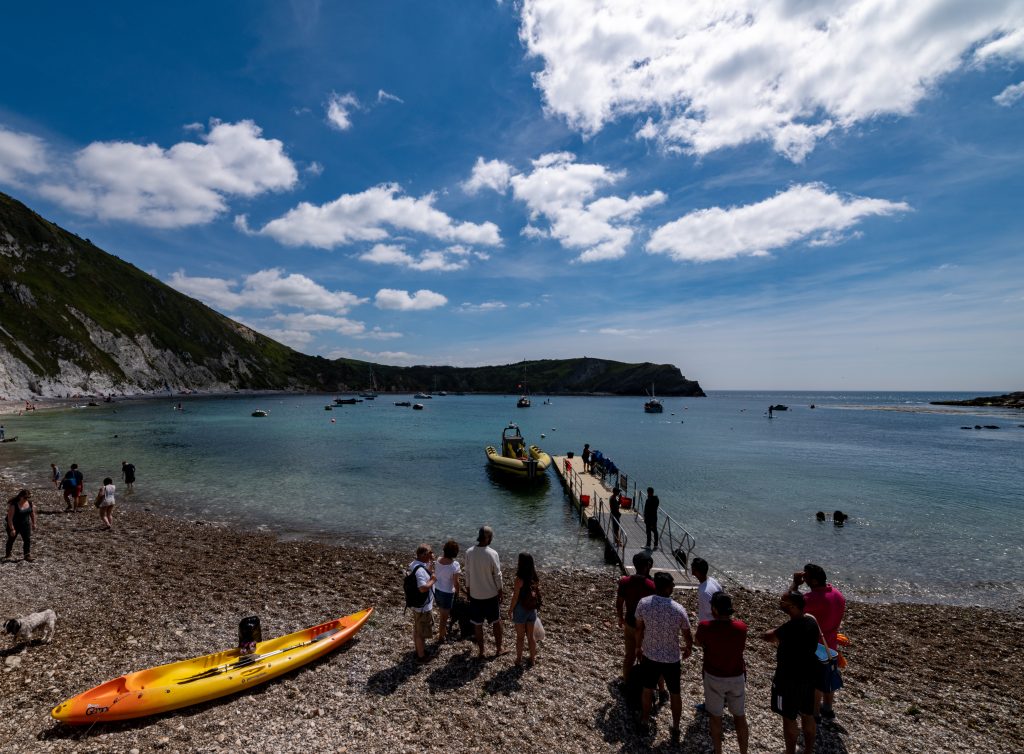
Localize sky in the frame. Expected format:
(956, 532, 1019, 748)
(1, 1, 1022, 391)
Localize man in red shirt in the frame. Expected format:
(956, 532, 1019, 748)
(792, 563, 846, 722)
(616, 551, 655, 682)
(695, 592, 748, 754)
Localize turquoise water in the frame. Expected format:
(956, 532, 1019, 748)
(2, 391, 1021, 607)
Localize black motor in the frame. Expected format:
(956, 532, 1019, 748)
(238, 616, 262, 655)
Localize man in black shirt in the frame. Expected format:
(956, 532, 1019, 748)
(761, 591, 820, 754)
(644, 486, 660, 549)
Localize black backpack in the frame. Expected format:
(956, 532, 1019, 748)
(404, 564, 429, 609)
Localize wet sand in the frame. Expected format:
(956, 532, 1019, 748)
(1, 475, 1022, 753)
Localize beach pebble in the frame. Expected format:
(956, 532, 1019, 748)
(4, 656, 21, 669)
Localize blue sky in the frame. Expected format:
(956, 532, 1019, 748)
(1, 1, 1022, 390)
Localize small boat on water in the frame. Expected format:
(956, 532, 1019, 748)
(485, 423, 551, 480)
(644, 383, 663, 413)
(516, 395, 531, 408)
(394, 401, 411, 407)
(251, 409, 269, 417)
(437, 390, 448, 396)
(334, 398, 362, 405)
(412, 403, 425, 410)
(51, 610, 372, 724)
(414, 392, 432, 399)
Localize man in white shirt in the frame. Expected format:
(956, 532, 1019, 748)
(463, 525, 504, 659)
(692, 557, 723, 624)
(408, 544, 436, 662)
(635, 572, 693, 741)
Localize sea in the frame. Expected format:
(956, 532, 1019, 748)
(1, 391, 1021, 608)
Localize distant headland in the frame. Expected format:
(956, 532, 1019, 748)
(930, 392, 1024, 409)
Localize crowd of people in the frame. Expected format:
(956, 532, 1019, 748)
(2, 460, 138, 563)
(407, 528, 846, 754)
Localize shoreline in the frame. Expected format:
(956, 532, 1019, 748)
(1, 474, 1022, 753)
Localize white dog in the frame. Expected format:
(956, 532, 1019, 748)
(4, 609, 57, 645)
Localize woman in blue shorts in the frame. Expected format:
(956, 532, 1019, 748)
(434, 539, 461, 641)
(508, 552, 541, 665)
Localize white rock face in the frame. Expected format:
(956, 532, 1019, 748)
(0, 310, 250, 399)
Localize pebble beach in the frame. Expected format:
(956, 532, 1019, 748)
(1, 474, 1022, 754)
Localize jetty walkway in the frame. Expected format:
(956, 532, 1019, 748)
(552, 455, 697, 589)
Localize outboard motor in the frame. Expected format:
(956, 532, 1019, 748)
(238, 616, 262, 656)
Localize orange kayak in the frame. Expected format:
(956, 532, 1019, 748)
(51, 609, 372, 724)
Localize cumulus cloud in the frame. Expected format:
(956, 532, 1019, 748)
(168, 268, 366, 312)
(0, 126, 49, 184)
(34, 120, 297, 228)
(468, 152, 664, 262)
(994, 81, 1024, 106)
(354, 327, 404, 340)
(325, 348, 419, 364)
(377, 89, 404, 104)
(250, 183, 502, 249)
(271, 312, 367, 336)
(519, 1, 1024, 161)
(646, 183, 910, 262)
(374, 288, 448, 311)
(458, 301, 507, 313)
(462, 157, 514, 194)
(326, 92, 360, 130)
(359, 243, 469, 272)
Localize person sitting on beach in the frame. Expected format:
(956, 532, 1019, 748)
(582, 443, 592, 473)
(434, 540, 461, 642)
(792, 563, 846, 723)
(60, 470, 78, 512)
(121, 461, 136, 492)
(97, 477, 116, 530)
(4, 489, 36, 562)
(616, 552, 656, 682)
(695, 592, 749, 754)
(691, 557, 722, 624)
(408, 544, 436, 662)
(464, 526, 504, 659)
(634, 572, 693, 741)
(51, 463, 61, 490)
(507, 552, 541, 665)
(761, 591, 820, 754)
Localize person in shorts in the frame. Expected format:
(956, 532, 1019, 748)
(792, 563, 846, 722)
(634, 572, 693, 741)
(61, 470, 78, 511)
(408, 544, 436, 662)
(463, 526, 504, 658)
(761, 591, 820, 754)
(695, 591, 749, 754)
(507, 552, 541, 665)
(616, 551, 656, 682)
(434, 540, 461, 641)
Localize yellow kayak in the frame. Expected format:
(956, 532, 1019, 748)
(51, 609, 372, 724)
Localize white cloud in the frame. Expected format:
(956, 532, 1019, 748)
(326, 92, 360, 130)
(646, 183, 910, 262)
(326, 348, 419, 364)
(255, 328, 314, 349)
(994, 81, 1024, 106)
(358, 243, 470, 272)
(252, 183, 502, 249)
(168, 268, 366, 312)
(354, 327, 404, 340)
(475, 151, 665, 262)
(377, 89, 404, 104)
(459, 301, 507, 313)
(305, 161, 324, 175)
(0, 126, 49, 184)
(36, 120, 297, 228)
(272, 312, 367, 336)
(374, 288, 448, 311)
(519, 1, 1024, 161)
(462, 157, 514, 194)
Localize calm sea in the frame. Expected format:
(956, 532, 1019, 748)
(2, 391, 1021, 607)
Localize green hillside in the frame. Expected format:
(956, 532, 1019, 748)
(0, 192, 704, 398)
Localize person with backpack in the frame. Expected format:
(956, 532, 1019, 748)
(507, 552, 541, 666)
(406, 544, 436, 662)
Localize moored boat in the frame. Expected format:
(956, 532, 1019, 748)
(644, 383, 663, 413)
(412, 403, 425, 410)
(485, 423, 551, 480)
(251, 409, 268, 417)
(516, 395, 531, 408)
(51, 609, 372, 724)
(394, 401, 411, 407)
(414, 392, 432, 399)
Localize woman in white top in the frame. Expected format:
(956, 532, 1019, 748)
(97, 477, 116, 530)
(434, 540, 462, 641)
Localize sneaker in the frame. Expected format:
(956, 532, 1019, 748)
(24, 555, 35, 562)
(670, 726, 680, 744)
(820, 705, 836, 721)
